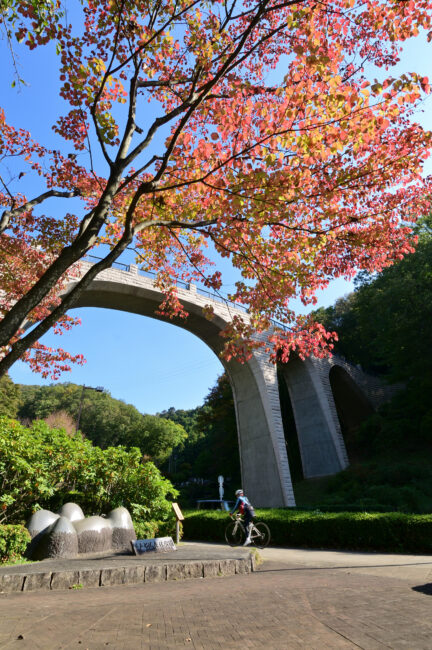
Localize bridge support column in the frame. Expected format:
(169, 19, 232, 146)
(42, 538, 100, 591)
(227, 350, 296, 508)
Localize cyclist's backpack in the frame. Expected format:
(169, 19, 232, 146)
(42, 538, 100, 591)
(243, 502, 255, 518)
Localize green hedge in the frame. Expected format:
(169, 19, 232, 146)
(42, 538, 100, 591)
(0, 525, 31, 563)
(184, 509, 432, 553)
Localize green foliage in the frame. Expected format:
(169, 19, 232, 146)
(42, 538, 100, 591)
(0, 416, 177, 525)
(126, 415, 187, 466)
(184, 510, 228, 542)
(163, 375, 241, 496)
(184, 509, 432, 553)
(18, 383, 187, 466)
(0, 374, 21, 418)
(133, 519, 161, 540)
(158, 407, 202, 446)
(293, 443, 432, 514)
(17, 374, 240, 505)
(193, 375, 240, 482)
(308, 216, 432, 511)
(315, 215, 432, 382)
(133, 517, 182, 540)
(0, 524, 31, 563)
(154, 375, 241, 508)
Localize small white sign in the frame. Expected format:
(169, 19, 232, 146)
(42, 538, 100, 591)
(131, 536, 176, 555)
(172, 502, 184, 521)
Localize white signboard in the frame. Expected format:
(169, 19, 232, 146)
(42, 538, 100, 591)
(131, 536, 176, 555)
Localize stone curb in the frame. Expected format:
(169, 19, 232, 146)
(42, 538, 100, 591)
(0, 554, 255, 593)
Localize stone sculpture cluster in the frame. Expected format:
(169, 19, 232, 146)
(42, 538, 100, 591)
(26, 503, 136, 560)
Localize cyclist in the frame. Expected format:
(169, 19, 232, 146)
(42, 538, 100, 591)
(229, 489, 255, 546)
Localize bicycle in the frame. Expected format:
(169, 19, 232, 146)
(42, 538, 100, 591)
(225, 513, 271, 548)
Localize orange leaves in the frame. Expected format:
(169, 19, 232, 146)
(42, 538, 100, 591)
(21, 342, 86, 380)
(202, 304, 215, 321)
(1, 0, 432, 374)
(155, 287, 189, 320)
(268, 319, 338, 364)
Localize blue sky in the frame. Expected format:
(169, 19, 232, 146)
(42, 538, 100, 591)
(3, 13, 432, 414)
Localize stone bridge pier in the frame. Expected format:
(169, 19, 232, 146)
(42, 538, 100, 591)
(67, 262, 390, 507)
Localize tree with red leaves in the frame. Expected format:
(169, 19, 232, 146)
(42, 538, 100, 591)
(0, 0, 431, 378)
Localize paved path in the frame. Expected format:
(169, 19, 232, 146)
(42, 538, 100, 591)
(1, 543, 432, 649)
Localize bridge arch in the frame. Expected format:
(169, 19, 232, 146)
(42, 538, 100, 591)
(70, 263, 296, 507)
(65, 262, 392, 500)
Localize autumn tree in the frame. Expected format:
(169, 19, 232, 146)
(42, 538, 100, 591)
(1, 0, 432, 377)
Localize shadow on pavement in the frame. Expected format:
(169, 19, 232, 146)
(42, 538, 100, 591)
(412, 583, 432, 596)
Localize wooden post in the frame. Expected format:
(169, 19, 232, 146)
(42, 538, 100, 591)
(172, 502, 184, 544)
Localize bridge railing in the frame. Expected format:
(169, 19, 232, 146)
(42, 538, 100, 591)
(83, 254, 289, 330)
(83, 254, 252, 314)
(84, 254, 131, 273)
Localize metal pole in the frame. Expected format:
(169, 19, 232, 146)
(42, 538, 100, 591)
(76, 385, 104, 432)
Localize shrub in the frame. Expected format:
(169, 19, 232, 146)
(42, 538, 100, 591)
(183, 509, 432, 554)
(0, 525, 31, 563)
(133, 517, 183, 540)
(133, 520, 160, 540)
(0, 417, 177, 526)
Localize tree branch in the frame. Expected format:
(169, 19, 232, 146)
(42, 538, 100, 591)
(0, 189, 81, 235)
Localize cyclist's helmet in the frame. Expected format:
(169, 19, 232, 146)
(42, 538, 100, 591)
(235, 489, 243, 496)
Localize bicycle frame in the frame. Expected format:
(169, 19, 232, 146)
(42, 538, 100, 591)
(231, 514, 257, 537)
(227, 514, 270, 548)
(231, 514, 246, 536)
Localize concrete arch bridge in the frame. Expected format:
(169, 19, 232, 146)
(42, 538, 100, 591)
(68, 260, 393, 508)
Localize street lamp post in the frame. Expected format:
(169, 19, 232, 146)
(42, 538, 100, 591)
(76, 385, 104, 432)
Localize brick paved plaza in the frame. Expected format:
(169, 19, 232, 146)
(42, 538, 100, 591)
(1, 544, 432, 649)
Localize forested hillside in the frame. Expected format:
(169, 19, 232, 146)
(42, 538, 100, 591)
(0, 371, 240, 506)
(17, 383, 187, 466)
(301, 216, 432, 512)
(159, 375, 241, 503)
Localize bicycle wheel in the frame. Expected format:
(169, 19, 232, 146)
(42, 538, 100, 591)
(250, 521, 271, 548)
(225, 521, 245, 547)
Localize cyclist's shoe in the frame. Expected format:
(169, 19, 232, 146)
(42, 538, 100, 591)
(243, 537, 251, 546)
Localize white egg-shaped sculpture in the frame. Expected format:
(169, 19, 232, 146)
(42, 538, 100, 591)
(57, 502, 85, 522)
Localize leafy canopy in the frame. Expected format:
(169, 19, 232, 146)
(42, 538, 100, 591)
(1, 0, 432, 377)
